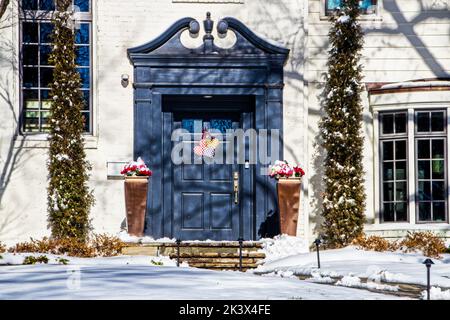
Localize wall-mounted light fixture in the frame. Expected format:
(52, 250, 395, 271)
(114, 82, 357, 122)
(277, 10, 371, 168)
(121, 74, 130, 87)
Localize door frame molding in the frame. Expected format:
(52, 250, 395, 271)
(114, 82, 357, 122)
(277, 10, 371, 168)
(128, 15, 289, 240)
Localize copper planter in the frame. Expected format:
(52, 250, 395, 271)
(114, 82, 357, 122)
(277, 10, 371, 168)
(277, 178, 301, 236)
(124, 176, 149, 237)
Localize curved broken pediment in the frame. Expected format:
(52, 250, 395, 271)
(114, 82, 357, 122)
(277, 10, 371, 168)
(127, 12, 289, 62)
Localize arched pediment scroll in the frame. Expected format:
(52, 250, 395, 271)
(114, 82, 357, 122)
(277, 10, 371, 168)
(128, 12, 289, 64)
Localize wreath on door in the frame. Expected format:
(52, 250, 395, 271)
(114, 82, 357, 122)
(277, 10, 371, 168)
(193, 129, 220, 158)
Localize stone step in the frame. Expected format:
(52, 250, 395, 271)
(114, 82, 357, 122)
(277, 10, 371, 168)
(186, 262, 260, 269)
(121, 241, 265, 271)
(169, 252, 265, 259)
(177, 257, 261, 264)
(122, 241, 263, 257)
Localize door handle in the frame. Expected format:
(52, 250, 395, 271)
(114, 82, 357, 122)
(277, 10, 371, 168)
(233, 171, 239, 204)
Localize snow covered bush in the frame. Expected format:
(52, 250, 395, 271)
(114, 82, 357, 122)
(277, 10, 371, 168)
(352, 234, 399, 252)
(399, 231, 446, 259)
(91, 233, 126, 257)
(0, 241, 5, 253)
(23, 255, 49, 265)
(319, 0, 366, 247)
(8, 234, 125, 258)
(353, 232, 446, 259)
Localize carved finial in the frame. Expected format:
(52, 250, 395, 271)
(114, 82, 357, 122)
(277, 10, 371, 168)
(203, 12, 214, 53)
(204, 12, 214, 37)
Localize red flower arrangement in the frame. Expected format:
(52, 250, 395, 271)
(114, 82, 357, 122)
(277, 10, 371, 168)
(269, 160, 305, 179)
(120, 157, 152, 177)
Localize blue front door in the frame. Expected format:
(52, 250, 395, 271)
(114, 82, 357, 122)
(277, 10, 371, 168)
(162, 95, 254, 241)
(172, 115, 241, 240)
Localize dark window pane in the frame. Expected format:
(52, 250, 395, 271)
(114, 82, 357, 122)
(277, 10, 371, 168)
(418, 202, 431, 221)
(75, 46, 90, 66)
(40, 23, 54, 44)
(395, 140, 406, 159)
(395, 202, 407, 222)
(418, 181, 431, 201)
(77, 68, 90, 88)
(383, 182, 394, 201)
(40, 67, 53, 88)
(76, 23, 90, 44)
(432, 139, 445, 159)
(431, 111, 445, 132)
(23, 89, 39, 109)
(22, 0, 38, 10)
(396, 161, 407, 180)
(41, 90, 51, 109)
(22, 45, 38, 65)
(23, 67, 38, 87)
(417, 140, 430, 159)
(383, 162, 394, 181)
(383, 141, 393, 160)
(23, 22, 38, 43)
(418, 160, 430, 179)
(381, 114, 394, 134)
(383, 203, 395, 222)
(39, 0, 55, 10)
(432, 181, 445, 200)
(395, 113, 407, 133)
(40, 45, 52, 65)
(396, 182, 407, 201)
(81, 90, 90, 110)
(432, 160, 445, 180)
(417, 112, 430, 132)
(82, 112, 90, 132)
(74, 0, 89, 12)
(433, 202, 446, 222)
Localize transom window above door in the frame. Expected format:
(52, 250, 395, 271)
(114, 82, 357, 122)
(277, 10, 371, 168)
(19, 0, 92, 133)
(379, 109, 448, 224)
(325, 0, 378, 15)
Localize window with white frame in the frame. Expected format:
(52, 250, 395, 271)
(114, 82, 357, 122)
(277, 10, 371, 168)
(20, 0, 92, 133)
(325, 0, 378, 16)
(379, 109, 448, 223)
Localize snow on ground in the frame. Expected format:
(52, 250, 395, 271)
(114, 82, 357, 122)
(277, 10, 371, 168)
(254, 246, 450, 299)
(0, 253, 405, 300)
(0, 252, 178, 267)
(259, 235, 310, 262)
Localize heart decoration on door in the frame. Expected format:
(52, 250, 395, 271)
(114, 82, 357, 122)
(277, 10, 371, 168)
(194, 129, 220, 158)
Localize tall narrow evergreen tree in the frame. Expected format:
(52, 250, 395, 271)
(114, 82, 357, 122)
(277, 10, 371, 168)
(47, 0, 94, 241)
(319, 0, 366, 247)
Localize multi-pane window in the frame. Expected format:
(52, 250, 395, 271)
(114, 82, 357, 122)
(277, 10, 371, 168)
(379, 110, 448, 224)
(326, 0, 378, 15)
(415, 111, 447, 222)
(20, 0, 92, 133)
(380, 112, 408, 222)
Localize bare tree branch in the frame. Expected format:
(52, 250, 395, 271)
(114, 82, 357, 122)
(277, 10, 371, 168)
(0, 0, 10, 19)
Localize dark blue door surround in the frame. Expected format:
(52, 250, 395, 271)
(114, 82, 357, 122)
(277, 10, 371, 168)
(128, 13, 289, 240)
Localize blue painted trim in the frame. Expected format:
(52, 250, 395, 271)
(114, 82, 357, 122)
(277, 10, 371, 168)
(127, 17, 195, 56)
